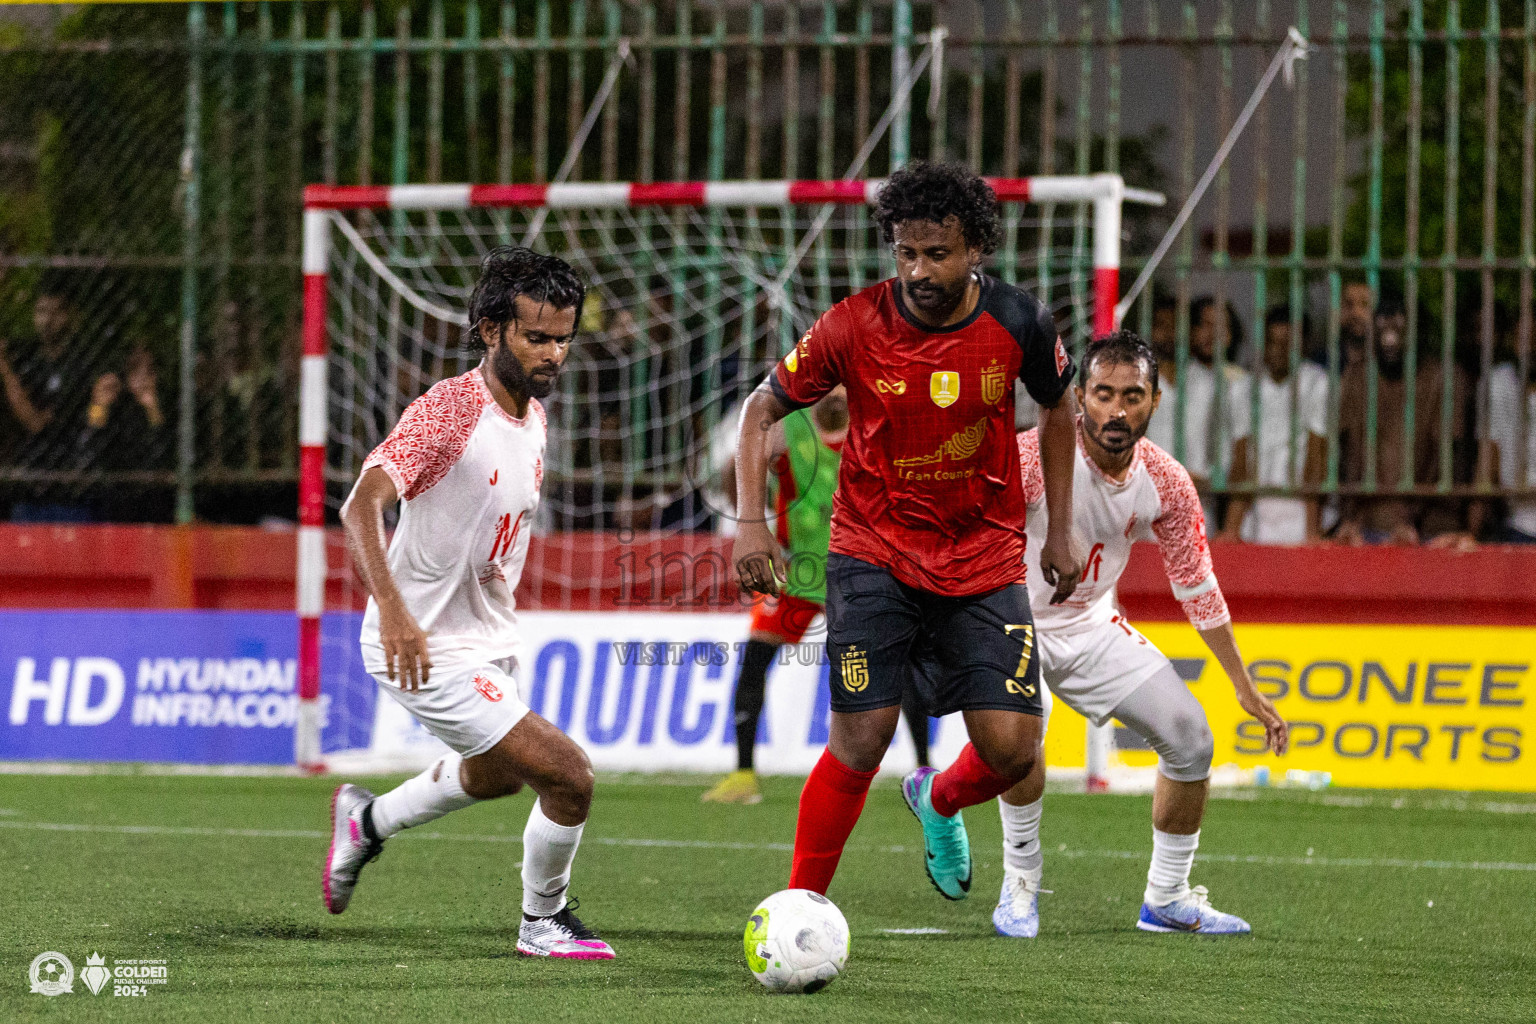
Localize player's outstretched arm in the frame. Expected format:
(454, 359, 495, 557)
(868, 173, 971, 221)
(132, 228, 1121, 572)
(1036, 389, 1084, 604)
(340, 466, 433, 692)
(733, 384, 793, 595)
(1197, 622, 1288, 755)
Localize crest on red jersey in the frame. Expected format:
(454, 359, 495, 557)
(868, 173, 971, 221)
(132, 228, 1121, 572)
(473, 674, 504, 702)
(929, 371, 960, 408)
(980, 360, 1007, 405)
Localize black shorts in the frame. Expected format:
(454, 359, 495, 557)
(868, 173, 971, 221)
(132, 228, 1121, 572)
(823, 553, 1043, 718)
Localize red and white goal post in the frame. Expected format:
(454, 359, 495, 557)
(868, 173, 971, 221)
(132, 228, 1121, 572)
(296, 173, 1151, 771)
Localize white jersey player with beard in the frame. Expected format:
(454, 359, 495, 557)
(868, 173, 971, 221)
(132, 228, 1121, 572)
(991, 332, 1289, 940)
(322, 247, 614, 961)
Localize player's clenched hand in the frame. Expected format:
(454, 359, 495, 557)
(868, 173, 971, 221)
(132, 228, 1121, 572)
(1039, 530, 1084, 605)
(1236, 685, 1288, 755)
(380, 600, 432, 692)
(733, 521, 786, 596)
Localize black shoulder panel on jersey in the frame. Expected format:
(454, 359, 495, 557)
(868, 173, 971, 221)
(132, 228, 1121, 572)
(766, 372, 814, 412)
(980, 276, 1076, 407)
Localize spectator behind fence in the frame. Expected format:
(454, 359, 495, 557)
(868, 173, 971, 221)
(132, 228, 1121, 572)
(1144, 295, 1249, 525)
(1336, 298, 1471, 545)
(75, 344, 172, 521)
(1221, 305, 1327, 545)
(1487, 354, 1536, 543)
(0, 287, 100, 521)
(1335, 278, 1374, 371)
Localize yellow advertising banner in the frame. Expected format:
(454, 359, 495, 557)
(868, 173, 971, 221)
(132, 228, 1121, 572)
(1042, 624, 1536, 793)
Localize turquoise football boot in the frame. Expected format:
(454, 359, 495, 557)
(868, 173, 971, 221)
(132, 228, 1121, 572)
(900, 767, 972, 900)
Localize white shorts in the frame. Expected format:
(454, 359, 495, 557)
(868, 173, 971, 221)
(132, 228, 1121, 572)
(372, 656, 530, 757)
(1038, 616, 1172, 726)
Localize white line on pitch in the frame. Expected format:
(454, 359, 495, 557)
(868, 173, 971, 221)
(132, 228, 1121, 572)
(1, 819, 1533, 873)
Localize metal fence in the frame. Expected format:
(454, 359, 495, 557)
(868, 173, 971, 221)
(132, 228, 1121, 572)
(0, 1, 1531, 541)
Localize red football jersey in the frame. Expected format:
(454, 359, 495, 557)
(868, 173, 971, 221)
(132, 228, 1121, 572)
(770, 274, 1074, 595)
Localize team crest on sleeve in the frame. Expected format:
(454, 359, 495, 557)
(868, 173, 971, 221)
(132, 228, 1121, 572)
(929, 371, 960, 408)
(785, 330, 812, 373)
(1054, 337, 1071, 376)
(980, 360, 1007, 405)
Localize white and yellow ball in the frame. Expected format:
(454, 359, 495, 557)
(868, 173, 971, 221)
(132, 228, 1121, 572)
(743, 888, 850, 994)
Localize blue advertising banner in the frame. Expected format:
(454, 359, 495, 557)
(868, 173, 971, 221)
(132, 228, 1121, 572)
(0, 611, 375, 764)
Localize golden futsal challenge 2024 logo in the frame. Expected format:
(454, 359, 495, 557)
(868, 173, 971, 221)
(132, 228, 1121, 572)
(29, 950, 168, 997)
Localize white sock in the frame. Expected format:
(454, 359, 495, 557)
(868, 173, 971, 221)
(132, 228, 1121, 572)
(522, 799, 585, 918)
(998, 797, 1045, 890)
(1144, 828, 1200, 906)
(368, 752, 479, 840)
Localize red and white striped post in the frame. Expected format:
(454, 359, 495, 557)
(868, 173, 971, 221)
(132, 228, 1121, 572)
(295, 174, 1135, 769)
(296, 207, 329, 772)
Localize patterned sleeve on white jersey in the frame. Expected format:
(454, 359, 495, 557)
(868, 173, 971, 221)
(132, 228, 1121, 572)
(1016, 428, 1046, 507)
(1142, 440, 1232, 630)
(362, 372, 485, 501)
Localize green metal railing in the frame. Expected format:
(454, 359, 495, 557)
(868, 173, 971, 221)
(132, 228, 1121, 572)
(0, 1, 1530, 529)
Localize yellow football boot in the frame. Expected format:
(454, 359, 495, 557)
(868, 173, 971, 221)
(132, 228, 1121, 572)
(701, 769, 762, 805)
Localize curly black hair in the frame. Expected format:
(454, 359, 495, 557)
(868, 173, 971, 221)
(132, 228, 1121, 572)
(466, 245, 586, 349)
(1083, 329, 1159, 394)
(872, 161, 1001, 255)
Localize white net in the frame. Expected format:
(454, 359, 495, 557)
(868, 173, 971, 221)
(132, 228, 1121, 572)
(323, 200, 1104, 535)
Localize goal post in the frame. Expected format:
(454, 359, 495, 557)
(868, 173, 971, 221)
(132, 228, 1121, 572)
(296, 173, 1149, 772)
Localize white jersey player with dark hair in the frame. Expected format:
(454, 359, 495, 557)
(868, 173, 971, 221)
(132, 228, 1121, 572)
(992, 330, 1289, 938)
(323, 246, 615, 960)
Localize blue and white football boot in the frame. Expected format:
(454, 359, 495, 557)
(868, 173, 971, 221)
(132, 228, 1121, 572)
(991, 872, 1040, 938)
(1136, 885, 1251, 934)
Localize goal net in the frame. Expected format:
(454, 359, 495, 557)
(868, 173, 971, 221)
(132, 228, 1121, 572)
(296, 176, 1134, 769)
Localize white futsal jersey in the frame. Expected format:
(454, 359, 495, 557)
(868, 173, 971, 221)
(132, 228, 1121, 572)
(1017, 425, 1232, 721)
(359, 368, 545, 679)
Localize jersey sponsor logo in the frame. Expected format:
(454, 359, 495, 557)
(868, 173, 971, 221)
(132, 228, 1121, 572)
(473, 674, 504, 702)
(1054, 337, 1071, 376)
(929, 371, 960, 408)
(981, 360, 1008, 405)
(1081, 542, 1105, 583)
(489, 470, 498, 486)
(487, 510, 525, 563)
(893, 417, 989, 469)
(876, 377, 908, 395)
(840, 646, 869, 693)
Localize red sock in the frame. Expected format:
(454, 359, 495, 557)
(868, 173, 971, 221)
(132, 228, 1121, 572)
(787, 749, 878, 894)
(930, 743, 1014, 818)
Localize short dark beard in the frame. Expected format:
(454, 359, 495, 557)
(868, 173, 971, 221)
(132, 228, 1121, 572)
(902, 273, 971, 323)
(490, 335, 557, 400)
(1082, 409, 1146, 458)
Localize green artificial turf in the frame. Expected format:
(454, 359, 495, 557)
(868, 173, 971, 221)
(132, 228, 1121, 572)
(0, 771, 1531, 1022)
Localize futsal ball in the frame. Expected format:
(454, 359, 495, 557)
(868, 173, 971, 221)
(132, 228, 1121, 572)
(743, 888, 850, 994)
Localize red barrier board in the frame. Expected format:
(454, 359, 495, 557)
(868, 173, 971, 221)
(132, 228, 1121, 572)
(0, 524, 1530, 625)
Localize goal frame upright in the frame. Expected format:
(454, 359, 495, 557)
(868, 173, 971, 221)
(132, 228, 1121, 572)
(296, 172, 1134, 771)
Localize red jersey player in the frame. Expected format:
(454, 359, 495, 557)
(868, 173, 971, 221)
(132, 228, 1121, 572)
(733, 162, 1084, 902)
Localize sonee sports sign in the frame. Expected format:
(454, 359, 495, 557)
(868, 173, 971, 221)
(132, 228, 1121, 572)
(1136, 623, 1535, 791)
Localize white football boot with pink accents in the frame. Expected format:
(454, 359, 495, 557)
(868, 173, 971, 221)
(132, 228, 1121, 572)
(323, 784, 383, 914)
(516, 899, 616, 960)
